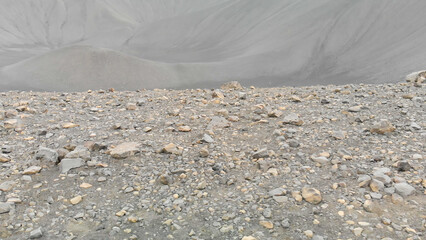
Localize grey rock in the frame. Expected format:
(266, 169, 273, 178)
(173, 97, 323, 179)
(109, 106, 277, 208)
(202, 134, 214, 143)
(282, 113, 303, 126)
(348, 106, 361, 112)
(207, 116, 230, 129)
(311, 156, 329, 164)
(396, 161, 411, 171)
(35, 147, 58, 163)
(252, 148, 269, 159)
(268, 188, 286, 196)
(65, 146, 91, 161)
(312, 236, 325, 240)
(0, 181, 14, 192)
(394, 183, 415, 197)
(29, 227, 43, 239)
(0, 202, 12, 214)
(60, 158, 84, 173)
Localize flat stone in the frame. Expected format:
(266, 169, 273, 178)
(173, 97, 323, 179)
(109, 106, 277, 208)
(80, 183, 92, 189)
(178, 126, 191, 132)
(252, 148, 269, 159)
(23, 166, 42, 175)
(273, 196, 288, 203)
(65, 146, 91, 160)
(110, 142, 140, 159)
(268, 188, 286, 196)
(311, 156, 329, 164)
(348, 106, 361, 112)
(60, 158, 83, 173)
(62, 122, 79, 128)
(242, 236, 257, 240)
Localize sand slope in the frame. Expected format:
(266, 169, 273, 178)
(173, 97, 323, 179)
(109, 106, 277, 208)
(1, 0, 425, 91)
(1, 46, 180, 91)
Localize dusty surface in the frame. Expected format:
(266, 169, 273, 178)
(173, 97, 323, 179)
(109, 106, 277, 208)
(0, 81, 425, 240)
(1, 0, 426, 91)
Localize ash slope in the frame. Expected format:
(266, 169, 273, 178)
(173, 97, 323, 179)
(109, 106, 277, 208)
(1, 0, 426, 91)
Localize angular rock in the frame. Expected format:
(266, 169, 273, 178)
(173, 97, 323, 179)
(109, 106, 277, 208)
(110, 142, 140, 159)
(4, 119, 18, 129)
(311, 156, 329, 165)
(160, 143, 183, 155)
(0, 154, 10, 163)
(23, 166, 42, 175)
(282, 113, 303, 126)
(370, 119, 395, 134)
(60, 158, 83, 173)
(0, 181, 15, 192)
(65, 146, 91, 161)
(268, 188, 286, 196)
(301, 187, 322, 204)
(394, 183, 415, 197)
(212, 89, 225, 98)
(252, 148, 269, 159)
(207, 116, 230, 129)
(202, 134, 214, 143)
(0, 202, 12, 214)
(70, 195, 82, 205)
(221, 81, 242, 90)
(29, 228, 43, 239)
(35, 147, 58, 163)
(369, 179, 384, 192)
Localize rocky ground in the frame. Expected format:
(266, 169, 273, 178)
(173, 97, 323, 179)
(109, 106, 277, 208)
(0, 81, 424, 240)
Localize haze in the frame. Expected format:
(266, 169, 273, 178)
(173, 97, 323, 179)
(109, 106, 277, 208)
(1, 0, 425, 91)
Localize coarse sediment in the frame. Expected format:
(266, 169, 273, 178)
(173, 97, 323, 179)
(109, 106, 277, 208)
(0, 81, 424, 239)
